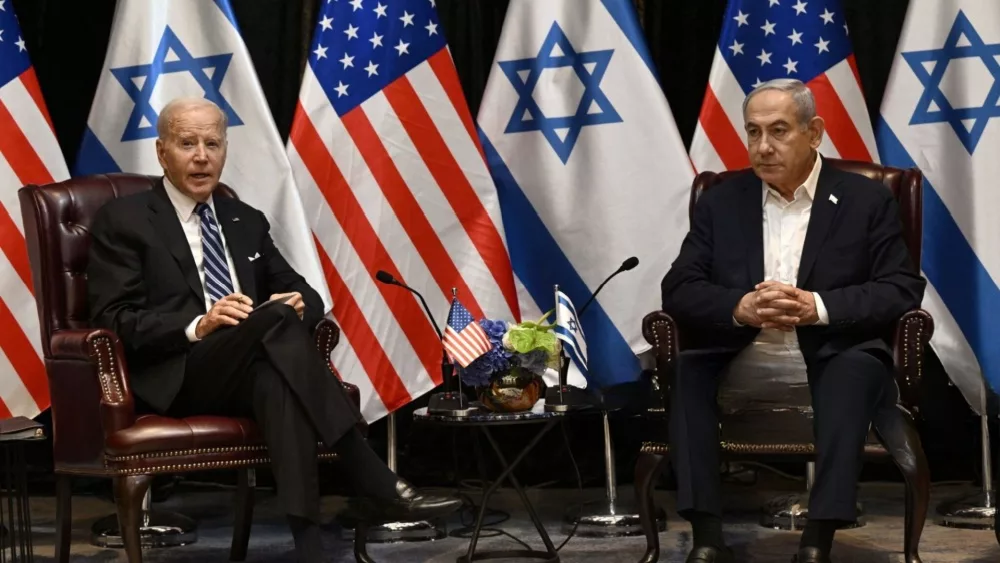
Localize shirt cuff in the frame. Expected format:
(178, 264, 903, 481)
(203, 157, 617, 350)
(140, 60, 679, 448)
(185, 315, 204, 342)
(733, 315, 744, 327)
(813, 292, 830, 325)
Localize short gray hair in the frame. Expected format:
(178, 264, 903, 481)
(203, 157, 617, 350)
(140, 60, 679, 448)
(742, 79, 817, 126)
(157, 97, 228, 140)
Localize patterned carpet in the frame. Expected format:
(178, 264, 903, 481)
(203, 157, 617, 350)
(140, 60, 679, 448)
(23, 481, 1000, 562)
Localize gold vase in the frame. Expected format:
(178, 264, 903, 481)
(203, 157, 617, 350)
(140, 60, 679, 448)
(477, 369, 542, 413)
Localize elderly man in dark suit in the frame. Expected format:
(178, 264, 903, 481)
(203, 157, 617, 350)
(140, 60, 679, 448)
(661, 79, 925, 563)
(86, 97, 460, 563)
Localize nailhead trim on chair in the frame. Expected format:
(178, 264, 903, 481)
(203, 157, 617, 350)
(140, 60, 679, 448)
(640, 440, 887, 456)
(107, 444, 269, 463)
(89, 336, 125, 405)
(115, 457, 273, 475)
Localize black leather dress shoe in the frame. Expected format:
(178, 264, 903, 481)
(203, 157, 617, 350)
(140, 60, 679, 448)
(686, 546, 735, 563)
(791, 547, 831, 563)
(349, 480, 463, 522)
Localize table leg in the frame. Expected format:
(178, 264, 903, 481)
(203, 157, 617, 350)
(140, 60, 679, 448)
(460, 420, 560, 563)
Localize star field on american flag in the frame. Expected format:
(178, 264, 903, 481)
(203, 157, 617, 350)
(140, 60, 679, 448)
(720, 0, 853, 94)
(309, 0, 446, 115)
(0, 3, 32, 89)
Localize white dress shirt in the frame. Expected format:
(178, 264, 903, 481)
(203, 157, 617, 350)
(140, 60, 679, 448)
(162, 177, 241, 342)
(724, 155, 830, 393)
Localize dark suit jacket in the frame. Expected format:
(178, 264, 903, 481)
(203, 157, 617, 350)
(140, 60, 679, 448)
(86, 178, 325, 413)
(660, 158, 926, 368)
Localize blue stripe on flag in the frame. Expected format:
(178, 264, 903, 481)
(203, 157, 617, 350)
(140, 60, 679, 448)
(554, 325, 588, 373)
(212, 0, 240, 30)
(876, 116, 1000, 393)
(73, 127, 122, 176)
(478, 126, 641, 388)
(600, 0, 658, 80)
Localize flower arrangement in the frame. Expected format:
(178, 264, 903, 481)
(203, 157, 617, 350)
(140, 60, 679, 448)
(459, 314, 562, 389)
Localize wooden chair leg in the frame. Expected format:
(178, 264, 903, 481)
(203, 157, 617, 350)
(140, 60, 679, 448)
(113, 474, 153, 563)
(635, 451, 668, 563)
(230, 468, 255, 562)
(874, 407, 928, 563)
(55, 474, 72, 563)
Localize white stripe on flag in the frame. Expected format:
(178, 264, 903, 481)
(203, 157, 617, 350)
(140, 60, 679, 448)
(0, 79, 69, 181)
(706, 49, 747, 136)
(330, 324, 389, 422)
(921, 281, 987, 412)
(825, 60, 879, 162)
(0, 256, 42, 358)
(0, 342, 36, 418)
(690, 125, 726, 174)
(0, 155, 25, 235)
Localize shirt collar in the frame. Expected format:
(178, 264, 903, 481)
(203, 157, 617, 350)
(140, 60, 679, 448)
(162, 176, 214, 220)
(761, 152, 823, 206)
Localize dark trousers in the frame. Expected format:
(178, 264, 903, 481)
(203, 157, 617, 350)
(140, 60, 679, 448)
(167, 302, 362, 522)
(669, 347, 893, 522)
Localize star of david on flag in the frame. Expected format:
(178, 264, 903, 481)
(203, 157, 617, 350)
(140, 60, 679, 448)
(877, 0, 1000, 412)
(110, 26, 243, 141)
(901, 10, 1000, 155)
(498, 21, 622, 164)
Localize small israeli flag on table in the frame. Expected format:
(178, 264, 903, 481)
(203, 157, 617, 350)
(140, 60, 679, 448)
(553, 287, 588, 379)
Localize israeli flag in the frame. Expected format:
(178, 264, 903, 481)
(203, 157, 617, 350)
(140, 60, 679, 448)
(75, 0, 332, 312)
(477, 0, 693, 389)
(877, 0, 1000, 412)
(554, 289, 588, 377)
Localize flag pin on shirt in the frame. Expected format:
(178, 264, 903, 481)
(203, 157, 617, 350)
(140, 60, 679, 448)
(829, 194, 839, 204)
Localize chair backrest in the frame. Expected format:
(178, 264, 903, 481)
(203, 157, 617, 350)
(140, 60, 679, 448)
(18, 173, 236, 357)
(690, 157, 924, 270)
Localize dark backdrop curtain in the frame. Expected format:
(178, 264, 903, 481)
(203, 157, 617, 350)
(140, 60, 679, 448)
(10, 0, 982, 483)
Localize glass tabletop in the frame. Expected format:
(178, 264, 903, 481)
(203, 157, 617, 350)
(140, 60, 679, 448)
(412, 400, 565, 426)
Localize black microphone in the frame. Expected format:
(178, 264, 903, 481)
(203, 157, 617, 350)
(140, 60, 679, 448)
(577, 256, 640, 316)
(374, 270, 443, 340)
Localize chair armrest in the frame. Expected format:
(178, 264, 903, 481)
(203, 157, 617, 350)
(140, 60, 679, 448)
(642, 311, 679, 413)
(892, 308, 934, 416)
(313, 318, 366, 434)
(49, 328, 137, 457)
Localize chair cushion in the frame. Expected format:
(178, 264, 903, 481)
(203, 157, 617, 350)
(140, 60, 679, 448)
(105, 414, 263, 458)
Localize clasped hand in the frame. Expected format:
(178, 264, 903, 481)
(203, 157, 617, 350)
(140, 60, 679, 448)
(733, 280, 818, 331)
(195, 292, 304, 338)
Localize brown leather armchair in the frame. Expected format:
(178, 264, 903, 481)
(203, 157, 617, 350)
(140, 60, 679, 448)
(633, 159, 933, 563)
(18, 173, 362, 563)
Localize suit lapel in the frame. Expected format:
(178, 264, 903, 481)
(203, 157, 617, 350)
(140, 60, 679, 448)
(797, 163, 844, 287)
(738, 176, 765, 285)
(213, 198, 258, 302)
(148, 181, 204, 302)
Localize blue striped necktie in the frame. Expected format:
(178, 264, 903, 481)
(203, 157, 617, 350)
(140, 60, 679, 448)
(195, 202, 235, 304)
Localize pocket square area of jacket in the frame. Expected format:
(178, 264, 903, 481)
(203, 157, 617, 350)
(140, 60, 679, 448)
(249, 252, 261, 261)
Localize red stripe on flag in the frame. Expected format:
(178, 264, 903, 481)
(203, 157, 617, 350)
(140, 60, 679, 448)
(19, 68, 57, 134)
(383, 76, 520, 319)
(0, 100, 54, 186)
(0, 298, 47, 411)
(846, 55, 864, 92)
(0, 395, 11, 420)
(340, 104, 487, 320)
(698, 88, 751, 171)
(289, 104, 442, 386)
(314, 238, 421, 411)
(0, 204, 32, 293)
(808, 74, 872, 162)
(426, 49, 487, 164)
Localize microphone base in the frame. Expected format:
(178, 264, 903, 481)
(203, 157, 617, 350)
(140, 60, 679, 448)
(544, 386, 594, 412)
(427, 391, 476, 417)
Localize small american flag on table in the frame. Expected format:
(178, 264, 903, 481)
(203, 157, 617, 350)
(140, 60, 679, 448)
(443, 298, 491, 368)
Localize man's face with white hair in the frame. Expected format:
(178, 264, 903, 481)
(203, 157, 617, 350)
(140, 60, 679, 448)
(155, 103, 227, 202)
(744, 89, 824, 194)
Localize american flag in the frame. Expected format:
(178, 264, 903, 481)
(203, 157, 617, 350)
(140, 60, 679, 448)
(443, 297, 491, 368)
(690, 0, 878, 172)
(288, 0, 519, 420)
(0, 4, 68, 419)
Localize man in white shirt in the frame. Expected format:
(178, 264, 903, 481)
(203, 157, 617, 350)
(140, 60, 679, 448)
(660, 79, 925, 563)
(86, 97, 461, 562)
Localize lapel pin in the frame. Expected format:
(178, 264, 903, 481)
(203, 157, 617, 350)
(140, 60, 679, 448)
(829, 194, 839, 204)
(232, 217, 240, 222)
